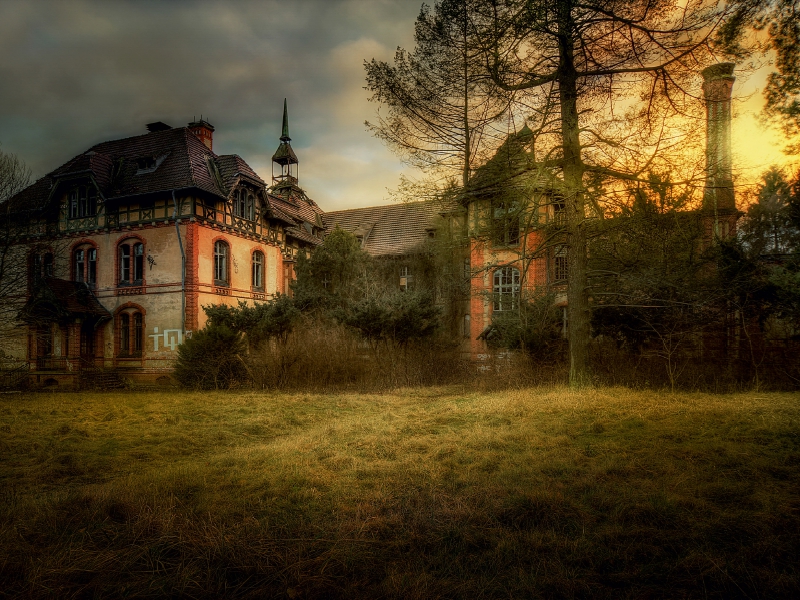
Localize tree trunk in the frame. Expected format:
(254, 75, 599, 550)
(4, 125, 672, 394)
(558, 1, 592, 387)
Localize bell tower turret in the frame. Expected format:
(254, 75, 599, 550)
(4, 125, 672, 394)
(272, 99, 299, 188)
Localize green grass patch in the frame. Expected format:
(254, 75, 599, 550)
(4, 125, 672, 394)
(1, 387, 798, 598)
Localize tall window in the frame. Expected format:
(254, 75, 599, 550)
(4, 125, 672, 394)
(399, 266, 411, 291)
(553, 246, 568, 282)
(552, 198, 566, 227)
(493, 267, 520, 311)
(119, 240, 144, 284)
(492, 200, 520, 247)
(233, 189, 256, 221)
(73, 245, 97, 286)
(118, 310, 143, 357)
(30, 251, 54, 287)
(43, 253, 54, 278)
(252, 250, 264, 290)
(214, 240, 229, 285)
(68, 185, 97, 219)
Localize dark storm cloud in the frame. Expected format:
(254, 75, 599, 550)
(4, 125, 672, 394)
(0, 0, 421, 209)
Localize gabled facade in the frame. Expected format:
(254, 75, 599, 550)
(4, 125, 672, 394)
(5, 108, 323, 385)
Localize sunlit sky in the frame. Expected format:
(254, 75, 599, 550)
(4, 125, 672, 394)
(0, 0, 794, 211)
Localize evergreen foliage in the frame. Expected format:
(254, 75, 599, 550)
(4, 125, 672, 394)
(173, 324, 248, 390)
(487, 292, 565, 357)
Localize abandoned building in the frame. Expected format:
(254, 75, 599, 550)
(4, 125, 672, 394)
(2, 64, 740, 385)
(4, 101, 323, 386)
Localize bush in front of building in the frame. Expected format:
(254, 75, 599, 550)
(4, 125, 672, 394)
(173, 323, 248, 389)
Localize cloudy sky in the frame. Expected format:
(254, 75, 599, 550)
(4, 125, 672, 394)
(0, 0, 795, 211)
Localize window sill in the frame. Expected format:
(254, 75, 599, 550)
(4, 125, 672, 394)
(117, 286, 144, 296)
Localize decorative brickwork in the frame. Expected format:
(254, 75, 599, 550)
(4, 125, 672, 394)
(184, 221, 200, 332)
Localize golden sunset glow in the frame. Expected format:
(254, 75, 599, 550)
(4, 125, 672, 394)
(732, 63, 799, 197)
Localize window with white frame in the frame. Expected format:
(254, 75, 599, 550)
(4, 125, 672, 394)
(252, 250, 264, 290)
(118, 240, 144, 285)
(493, 267, 520, 311)
(214, 240, 229, 285)
(399, 265, 412, 291)
(73, 245, 97, 286)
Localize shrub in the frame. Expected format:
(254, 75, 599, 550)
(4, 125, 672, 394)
(173, 324, 248, 389)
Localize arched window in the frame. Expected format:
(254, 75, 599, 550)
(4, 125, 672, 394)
(247, 192, 255, 221)
(73, 244, 97, 286)
(117, 308, 144, 357)
(118, 239, 144, 285)
(214, 240, 229, 285)
(252, 250, 264, 290)
(493, 267, 520, 311)
(68, 185, 97, 219)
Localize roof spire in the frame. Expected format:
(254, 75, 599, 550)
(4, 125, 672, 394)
(280, 98, 290, 142)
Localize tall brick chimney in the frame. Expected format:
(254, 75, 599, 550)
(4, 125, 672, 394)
(188, 119, 215, 151)
(702, 63, 736, 214)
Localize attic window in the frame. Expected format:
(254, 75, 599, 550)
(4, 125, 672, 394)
(303, 222, 313, 234)
(135, 153, 169, 174)
(68, 185, 97, 219)
(137, 157, 156, 171)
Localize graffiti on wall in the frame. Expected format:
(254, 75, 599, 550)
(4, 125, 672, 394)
(149, 327, 189, 351)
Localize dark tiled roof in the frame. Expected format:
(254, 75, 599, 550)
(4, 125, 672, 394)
(216, 154, 265, 189)
(286, 225, 323, 246)
(323, 202, 439, 256)
(269, 186, 324, 227)
(467, 125, 558, 200)
(6, 127, 240, 212)
(5, 123, 328, 247)
(19, 278, 111, 323)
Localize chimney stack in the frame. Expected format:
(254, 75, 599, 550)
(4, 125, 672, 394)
(701, 63, 736, 213)
(188, 119, 215, 151)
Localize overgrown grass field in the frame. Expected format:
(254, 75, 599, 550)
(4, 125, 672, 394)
(1, 386, 798, 598)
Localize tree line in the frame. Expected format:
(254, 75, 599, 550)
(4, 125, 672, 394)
(363, 0, 800, 388)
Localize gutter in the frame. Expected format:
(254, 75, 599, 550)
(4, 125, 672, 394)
(172, 190, 186, 335)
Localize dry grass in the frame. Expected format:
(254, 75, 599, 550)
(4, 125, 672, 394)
(1, 386, 799, 598)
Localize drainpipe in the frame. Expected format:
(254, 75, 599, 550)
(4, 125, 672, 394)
(172, 191, 186, 335)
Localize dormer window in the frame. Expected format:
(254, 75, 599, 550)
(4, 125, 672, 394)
(233, 189, 256, 221)
(137, 157, 156, 171)
(135, 153, 168, 174)
(68, 185, 97, 219)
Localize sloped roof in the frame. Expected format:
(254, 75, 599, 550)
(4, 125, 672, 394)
(269, 185, 324, 226)
(467, 125, 558, 200)
(323, 202, 439, 256)
(19, 278, 111, 323)
(286, 225, 323, 246)
(216, 154, 265, 188)
(6, 127, 249, 212)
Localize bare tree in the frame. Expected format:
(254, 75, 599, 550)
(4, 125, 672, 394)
(469, 0, 735, 386)
(0, 148, 32, 355)
(365, 0, 512, 190)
